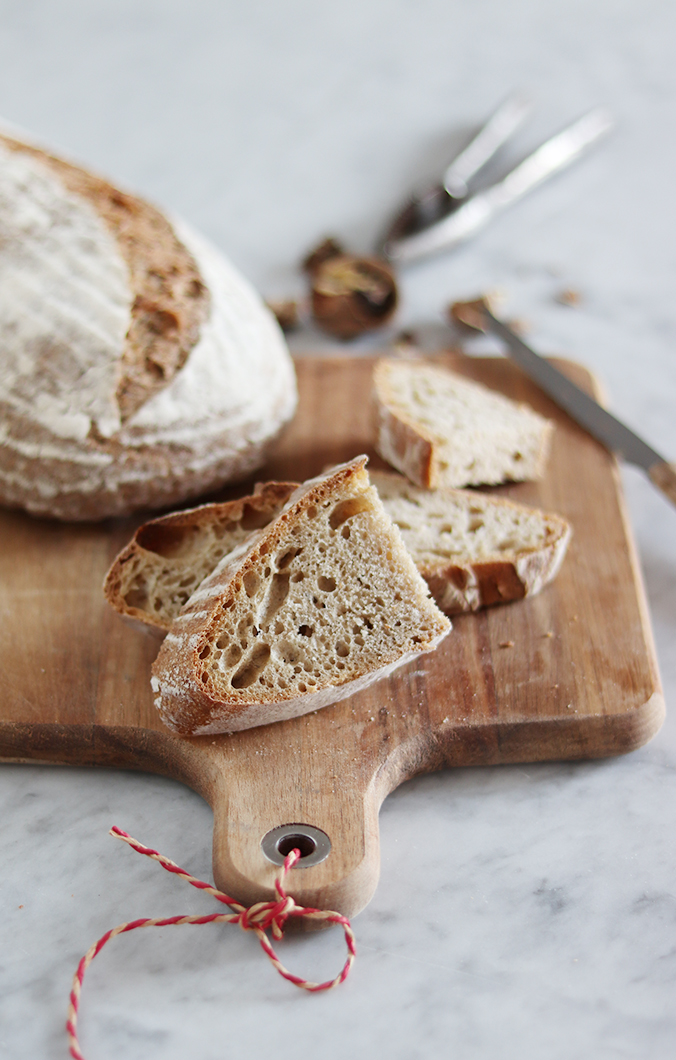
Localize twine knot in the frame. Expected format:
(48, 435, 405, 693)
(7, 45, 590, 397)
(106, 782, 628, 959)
(66, 828, 356, 1060)
(238, 893, 297, 937)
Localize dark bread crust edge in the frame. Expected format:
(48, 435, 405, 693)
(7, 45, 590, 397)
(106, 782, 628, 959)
(421, 532, 570, 615)
(373, 360, 437, 487)
(371, 470, 571, 615)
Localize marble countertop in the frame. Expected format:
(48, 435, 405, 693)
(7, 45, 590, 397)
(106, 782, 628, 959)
(1, 2, 675, 1058)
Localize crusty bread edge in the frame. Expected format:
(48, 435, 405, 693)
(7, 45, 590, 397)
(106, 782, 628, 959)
(371, 471, 571, 614)
(151, 456, 451, 735)
(535, 419, 555, 478)
(373, 359, 437, 487)
(155, 633, 450, 735)
(421, 521, 571, 613)
(103, 481, 297, 632)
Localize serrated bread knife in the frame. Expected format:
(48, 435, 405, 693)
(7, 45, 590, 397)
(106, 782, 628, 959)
(453, 298, 676, 508)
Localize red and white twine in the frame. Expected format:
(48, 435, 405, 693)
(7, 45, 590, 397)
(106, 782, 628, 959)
(66, 826, 356, 1060)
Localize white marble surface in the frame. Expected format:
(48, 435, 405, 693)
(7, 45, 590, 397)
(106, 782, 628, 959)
(1, 2, 676, 1058)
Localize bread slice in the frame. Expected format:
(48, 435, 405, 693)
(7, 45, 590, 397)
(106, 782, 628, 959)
(372, 471, 571, 614)
(104, 482, 297, 633)
(151, 457, 451, 735)
(0, 128, 296, 520)
(374, 358, 553, 488)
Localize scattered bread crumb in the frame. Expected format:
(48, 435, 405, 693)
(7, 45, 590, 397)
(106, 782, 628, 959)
(266, 299, 300, 332)
(507, 317, 529, 334)
(394, 329, 416, 348)
(555, 288, 582, 307)
(499, 640, 515, 649)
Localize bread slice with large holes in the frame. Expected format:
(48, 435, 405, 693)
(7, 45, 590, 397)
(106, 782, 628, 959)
(374, 358, 553, 488)
(371, 471, 571, 614)
(103, 481, 297, 633)
(151, 457, 451, 734)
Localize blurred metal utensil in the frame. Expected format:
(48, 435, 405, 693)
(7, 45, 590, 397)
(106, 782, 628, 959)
(442, 92, 532, 200)
(382, 106, 613, 265)
(453, 297, 676, 509)
(384, 92, 531, 242)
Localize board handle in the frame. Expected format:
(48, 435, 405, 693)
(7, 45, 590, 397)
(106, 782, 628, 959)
(649, 460, 676, 507)
(208, 760, 382, 923)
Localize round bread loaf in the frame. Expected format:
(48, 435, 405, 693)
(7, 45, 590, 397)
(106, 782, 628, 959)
(0, 130, 297, 520)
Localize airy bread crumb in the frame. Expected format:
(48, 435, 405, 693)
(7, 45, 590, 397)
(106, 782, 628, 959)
(151, 457, 451, 734)
(372, 471, 571, 613)
(104, 482, 297, 632)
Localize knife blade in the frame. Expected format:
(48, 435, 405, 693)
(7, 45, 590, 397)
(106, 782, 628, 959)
(452, 298, 676, 508)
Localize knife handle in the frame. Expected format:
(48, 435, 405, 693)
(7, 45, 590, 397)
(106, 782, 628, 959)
(649, 461, 676, 507)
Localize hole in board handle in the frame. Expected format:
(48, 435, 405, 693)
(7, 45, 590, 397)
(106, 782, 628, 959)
(261, 824, 331, 868)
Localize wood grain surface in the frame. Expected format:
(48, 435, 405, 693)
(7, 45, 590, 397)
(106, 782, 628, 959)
(0, 354, 664, 919)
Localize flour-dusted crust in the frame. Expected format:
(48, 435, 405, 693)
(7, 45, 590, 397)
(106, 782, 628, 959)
(373, 359, 553, 488)
(0, 131, 297, 520)
(151, 458, 451, 735)
(372, 471, 571, 613)
(104, 481, 297, 633)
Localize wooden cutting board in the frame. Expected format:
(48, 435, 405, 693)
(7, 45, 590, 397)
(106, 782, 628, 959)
(0, 354, 664, 919)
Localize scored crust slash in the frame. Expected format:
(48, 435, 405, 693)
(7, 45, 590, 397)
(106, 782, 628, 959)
(0, 129, 296, 520)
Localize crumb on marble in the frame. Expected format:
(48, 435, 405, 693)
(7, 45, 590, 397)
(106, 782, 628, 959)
(507, 317, 529, 334)
(265, 298, 301, 331)
(555, 287, 582, 307)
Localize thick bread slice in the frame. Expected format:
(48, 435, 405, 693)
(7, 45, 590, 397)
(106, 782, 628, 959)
(104, 481, 297, 633)
(374, 358, 553, 488)
(151, 457, 451, 735)
(0, 129, 297, 520)
(371, 471, 571, 614)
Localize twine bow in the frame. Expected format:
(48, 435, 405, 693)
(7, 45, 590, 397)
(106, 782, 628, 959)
(67, 826, 356, 1060)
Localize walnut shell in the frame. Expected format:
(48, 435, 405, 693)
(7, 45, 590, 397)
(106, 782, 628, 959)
(309, 253, 398, 340)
